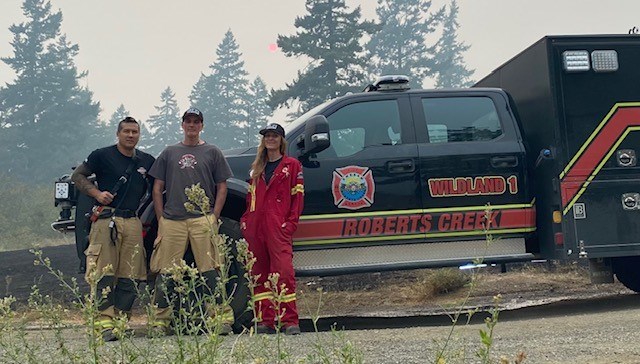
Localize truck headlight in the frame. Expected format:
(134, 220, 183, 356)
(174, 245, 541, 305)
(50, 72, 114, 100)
(55, 182, 70, 199)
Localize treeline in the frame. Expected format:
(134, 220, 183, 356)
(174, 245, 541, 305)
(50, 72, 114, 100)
(0, 0, 473, 185)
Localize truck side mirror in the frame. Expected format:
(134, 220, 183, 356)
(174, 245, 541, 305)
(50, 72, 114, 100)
(535, 148, 553, 168)
(299, 115, 330, 157)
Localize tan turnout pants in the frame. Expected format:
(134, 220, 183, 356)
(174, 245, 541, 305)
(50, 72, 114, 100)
(85, 216, 146, 322)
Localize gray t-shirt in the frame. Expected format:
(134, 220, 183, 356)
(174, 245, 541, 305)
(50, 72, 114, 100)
(149, 142, 233, 220)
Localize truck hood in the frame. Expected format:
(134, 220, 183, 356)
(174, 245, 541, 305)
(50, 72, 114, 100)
(222, 146, 255, 157)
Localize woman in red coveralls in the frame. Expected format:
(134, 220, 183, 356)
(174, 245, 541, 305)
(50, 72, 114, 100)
(240, 123, 304, 335)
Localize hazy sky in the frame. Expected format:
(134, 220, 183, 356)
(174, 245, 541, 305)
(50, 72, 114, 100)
(1, 0, 639, 123)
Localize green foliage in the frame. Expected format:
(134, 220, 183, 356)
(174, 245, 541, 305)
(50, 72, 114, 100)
(190, 29, 251, 149)
(93, 103, 129, 147)
(270, 0, 377, 114)
(431, 0, 474, 88)
(241, 77, 272, 147)
(0, 184, 366, 363)
(109, 104, 130, 127)
(144, 87, 182, 155)
(366, 0, 445, 87)
(0, 0, 101, 183)
(0, 176, 58, 251)
(420, 268, 471, 298)
(432, 205, 506, 363)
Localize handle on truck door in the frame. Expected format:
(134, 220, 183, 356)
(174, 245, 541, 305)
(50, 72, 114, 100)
(490, 155, 518, 168)
(387, 160, 415, 173)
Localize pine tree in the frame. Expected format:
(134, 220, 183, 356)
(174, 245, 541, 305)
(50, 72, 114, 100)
(108, 104, 130, 129)
(190, 30, 250, 149)
(92, 103, 128, 146)
(145, 87, 181, 156)
(366, 0, 444, 87)
(138, 121, 154, 153)
(432, 0, 474, 88)
(241, 77, 272, 147)
(0, 0, 100, 183)
(270, 0, 377, 114)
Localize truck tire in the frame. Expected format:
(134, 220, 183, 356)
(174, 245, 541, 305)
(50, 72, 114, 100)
(612, 256, 640, 293)
(218, 216, 253, 333)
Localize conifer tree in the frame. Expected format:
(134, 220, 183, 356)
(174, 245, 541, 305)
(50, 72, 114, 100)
(269, 0, 377, 114)
(366, 0, 444, 87)
(138, 121, 154, 153)
(0, 0, 100, 182)
(145, 87, 181, 155)
(432, 0, 474, 88)
(242, 77, 272, 147)
(190, 30, 249, 149)
(91, 103, 129, 147)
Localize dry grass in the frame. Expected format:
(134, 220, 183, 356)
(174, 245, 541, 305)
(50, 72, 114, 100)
(416, 268, 471, 300)
(9, 261, 620, 326)
(295, 261, 625, 317)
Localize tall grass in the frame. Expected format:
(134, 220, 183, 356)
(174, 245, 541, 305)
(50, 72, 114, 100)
(0, 192, 524, 363)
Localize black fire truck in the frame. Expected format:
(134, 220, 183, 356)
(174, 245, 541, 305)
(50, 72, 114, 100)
(52, 34, 640, 328)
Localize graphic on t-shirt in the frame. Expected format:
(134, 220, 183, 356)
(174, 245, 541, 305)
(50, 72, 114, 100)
(137, 166, 147, 176)
(179, 154, 197, 169)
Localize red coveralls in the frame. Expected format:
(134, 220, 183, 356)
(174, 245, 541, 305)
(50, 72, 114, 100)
(241, 155, 304, 328)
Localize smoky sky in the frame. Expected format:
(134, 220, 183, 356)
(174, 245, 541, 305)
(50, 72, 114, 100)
(0, 0, 638, 122)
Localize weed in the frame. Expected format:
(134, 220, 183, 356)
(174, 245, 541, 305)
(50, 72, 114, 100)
(0, 191, 524, 363)
(0, 183, 364, 363)
(419, 268, 472, 299)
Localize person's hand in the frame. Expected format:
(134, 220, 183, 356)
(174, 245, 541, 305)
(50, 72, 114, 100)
(95, 191, 114, 205)
(241, 221, 246, 230)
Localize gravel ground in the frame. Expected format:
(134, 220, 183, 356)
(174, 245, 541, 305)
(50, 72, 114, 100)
(6, 295, 640, 364)
(3, 245, 640, 363)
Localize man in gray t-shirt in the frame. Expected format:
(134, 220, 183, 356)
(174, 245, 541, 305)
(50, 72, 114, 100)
(147, 107, 235, 335)
(150, 142, 231, 220)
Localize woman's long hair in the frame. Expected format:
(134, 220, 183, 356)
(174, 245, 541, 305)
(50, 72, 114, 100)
(250, 135, 288, 180)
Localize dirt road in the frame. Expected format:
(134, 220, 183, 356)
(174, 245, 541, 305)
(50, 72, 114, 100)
(2, 244, 640, 363)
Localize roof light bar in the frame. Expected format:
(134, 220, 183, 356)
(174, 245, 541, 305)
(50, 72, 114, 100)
(363, 75, 411, 92)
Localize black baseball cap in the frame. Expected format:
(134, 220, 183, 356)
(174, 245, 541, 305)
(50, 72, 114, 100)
(259, 123, 285, 138)
(182, 107, 204, 122)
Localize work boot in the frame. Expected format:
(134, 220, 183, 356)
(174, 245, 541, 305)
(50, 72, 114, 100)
(284, 325, 301, 335)
(147, 320, 172, 338)
(101, 328, 118, 342)
(219, 323, 233, 336)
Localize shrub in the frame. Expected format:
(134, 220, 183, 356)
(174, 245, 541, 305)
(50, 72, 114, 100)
(418, 268, 471, 299)
(0, 175, 59, 251)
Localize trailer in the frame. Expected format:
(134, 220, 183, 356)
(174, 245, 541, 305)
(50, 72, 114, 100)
(475, 34, 640, 290)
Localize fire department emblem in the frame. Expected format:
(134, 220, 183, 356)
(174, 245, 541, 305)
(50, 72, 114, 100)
(332, 165, 375, 210)
(178, 154, 197, 169)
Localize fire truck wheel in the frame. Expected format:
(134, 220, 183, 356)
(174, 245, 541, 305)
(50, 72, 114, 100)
(218, 216, 253, 333)
(612, 256, 640, 293)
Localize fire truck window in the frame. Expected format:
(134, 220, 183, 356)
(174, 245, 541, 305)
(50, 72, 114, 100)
(422, 97, 502, 143)
(316, 99, 402, 160)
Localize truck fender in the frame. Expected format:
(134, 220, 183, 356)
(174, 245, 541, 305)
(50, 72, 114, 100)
(222, 177, 249, 222)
